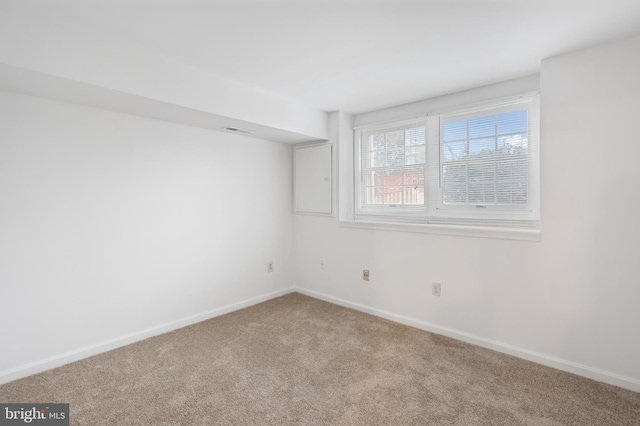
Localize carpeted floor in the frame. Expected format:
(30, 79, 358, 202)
(1, 293, 639, 425)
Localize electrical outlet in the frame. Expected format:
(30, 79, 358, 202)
(363, 270, 370, 281)
(267, 262, 274, 273)
(432, 282, 441, 296)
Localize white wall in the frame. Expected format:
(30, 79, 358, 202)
(294, 35, 640, 391)
(0, 91, 295, 382)
(2, 32, 638, 392)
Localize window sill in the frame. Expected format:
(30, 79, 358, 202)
(339, 219, 541, 241)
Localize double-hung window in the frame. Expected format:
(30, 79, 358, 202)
(360, 121, 427, 212)
(354, 94, 539, 232)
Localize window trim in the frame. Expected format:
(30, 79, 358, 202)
(351, 93, 540, 238)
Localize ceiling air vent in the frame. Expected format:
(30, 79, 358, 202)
(223, 126, 252, 134)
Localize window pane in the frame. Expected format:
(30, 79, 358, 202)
(369, 133, 385, 151)
(386, 149, 404, 167)
(468, 184, 495, 205)
(497, 134, 528, 155)
(365, 150, 386, 168)
(403, 185, 425, 205)
(364, 170, 381, 186)
(385, 130, 404, 167)
(443, 141, 467, 161)
(365, 186, 383, 204)
(405, 127, 425, 146)
(497, 110, 528, 134)
(443, 120, 467, 141)
(443, 184, 467, 204)
(383, 186, 403, 204)
(468, 163, 495, 182)
(442, 164, 466, 184)
(386, 130, 403, 148)
(405, 146, 425, 165)
(385, 169, 404, 185)
(469, 137, 496, 157)
(497, 159, 528, 181)
(469, 115, 495, 138)
(403, 167, 424, 185)
(497, 182, 528, 205)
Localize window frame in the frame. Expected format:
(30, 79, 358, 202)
(353, 93, 540, 232)
(355, 118, 428, 219)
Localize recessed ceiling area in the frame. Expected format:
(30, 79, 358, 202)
(1, 0, 640, 136)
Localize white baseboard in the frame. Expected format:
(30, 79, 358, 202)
(294, 287, 640, 393)
(4, 285, 638, 393)
(0, 287, 295, 386)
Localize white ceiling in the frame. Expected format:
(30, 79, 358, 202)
(3, 0, 640, 115)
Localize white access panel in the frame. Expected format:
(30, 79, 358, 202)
(295, 143, 332, 214)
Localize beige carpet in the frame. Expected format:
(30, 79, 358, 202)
(1, 293, 638, 425)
